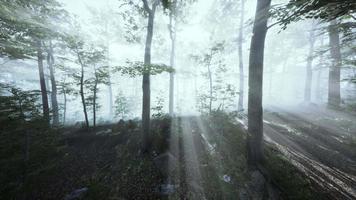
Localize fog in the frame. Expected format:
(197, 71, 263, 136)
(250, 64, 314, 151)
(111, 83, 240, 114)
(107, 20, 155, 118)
(1, 0, 355, 199)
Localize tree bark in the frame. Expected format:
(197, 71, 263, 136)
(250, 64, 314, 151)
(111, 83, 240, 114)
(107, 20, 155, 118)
(63, 89, 67, 125)
(93, 82, 97, 128)
(142, 0, 158, 152)
(304, 26, 316, 102)
(77, 50, 89, 128)
(93, 66, 98, 128)
(168, 10, 176, 116)
(315, 37, 324, 102)
(247, 0, 271, 167)
(328, 20, 341, 107)
(238, 0, 245, 111)
(108, 77, 113, 120)
(47, 41, 59, 126)
(207, 61, 213, 114)
(37, 40, 50, 124)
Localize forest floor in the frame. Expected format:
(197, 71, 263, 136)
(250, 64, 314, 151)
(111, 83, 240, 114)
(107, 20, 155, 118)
(1, 107, 355, 199)
(1, 114, 251, 199)
(261, 105, 356, 200)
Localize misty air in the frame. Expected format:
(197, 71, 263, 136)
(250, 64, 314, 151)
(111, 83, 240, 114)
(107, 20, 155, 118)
(0, 0, 355, 199)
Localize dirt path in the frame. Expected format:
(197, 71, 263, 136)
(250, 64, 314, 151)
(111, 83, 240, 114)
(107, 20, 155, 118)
(259, 106, 356, 200)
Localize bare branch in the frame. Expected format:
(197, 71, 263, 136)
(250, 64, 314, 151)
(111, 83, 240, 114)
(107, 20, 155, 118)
(142, 0, 151, 13)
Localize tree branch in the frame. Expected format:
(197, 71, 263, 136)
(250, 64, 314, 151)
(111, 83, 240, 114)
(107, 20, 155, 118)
(142, 0, 152, 14)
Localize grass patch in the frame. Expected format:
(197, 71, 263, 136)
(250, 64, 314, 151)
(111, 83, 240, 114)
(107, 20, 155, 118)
(265, 146, 327, 200)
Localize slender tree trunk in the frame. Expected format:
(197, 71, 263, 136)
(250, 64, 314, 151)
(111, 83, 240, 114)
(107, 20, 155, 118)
(142, 0, 158, 152)
(247, 0, 271, 167)
(304, 26, 316, 102)
(268, 70, 272, 98)
(47, 41, 59, 126)
(93, 82, 97, 128)
(108, 77, 113, 120)
(207, 62, 213, 114)
(93, 66, 98, 128)
(315, 37, 324, 102)
(77, 51, 89, 128)
(238, 0, 245, 111)
(316, 69, 322, 102)
(168, 11, 176, 116)
(105, 34, 114, 120)
(37, 40, 50, 124)
(63, 90, 67, 125)
(328, 20, 341, 107)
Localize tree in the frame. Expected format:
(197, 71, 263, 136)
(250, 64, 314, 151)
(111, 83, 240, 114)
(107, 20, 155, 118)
(0, 0, 68, 125)
(88, 5, 123, 120)
(115, 90, 131, 120)
(328, 20, 342, 107)
(36, 40, 50, 123)
(142, 0, 161, 152)
(247, 0, 272, 166)
(237, 0, 246, 111)
(168, 3, 177, 116)
(304, 22, 317, 102)
(58, 76, 75, 125)
(269, 1, 356, 108)
(193, 42, 225, 114)
(0, 83, 41, 123)
(88, 64, 109, 128)
(67, 37, 90, 128)
(45, 41, 59, 126)
(167, 0, 196, 116)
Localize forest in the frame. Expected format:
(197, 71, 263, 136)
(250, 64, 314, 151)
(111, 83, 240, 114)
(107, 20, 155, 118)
(0, 0, 355, 199)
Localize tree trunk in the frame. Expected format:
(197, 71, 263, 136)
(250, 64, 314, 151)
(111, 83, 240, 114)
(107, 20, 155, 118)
(168, 11, 176, 116)
(108, 77, 113, 120)
(93, 67, 98, 128)
(238, 0, 245, 111)
(328, 20, 341, 107)
(77, 51, 89, 128)
(247, 0, 271, 167)
(315, 37, 324, 102)
(142, 0, 158, 152)
(304, 26, 316, 102)
(37, 40, 50, 124)
(316, 69, 322, 102)
(93, 82, 97, 128)
(207, 62, 213, 114)
(47, 41, 59, 127)
(63, 90, 67, 125)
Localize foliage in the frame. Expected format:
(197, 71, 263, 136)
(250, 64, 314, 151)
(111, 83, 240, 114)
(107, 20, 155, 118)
(114, 60, 174, 77)
(0, 0, 68, 59)
(0, 83, 42, 125)
(152, 94, 165, 118)
(115, 91, 131, 119)
(193, 42, 237, 113)
(271, 0, 356, 29)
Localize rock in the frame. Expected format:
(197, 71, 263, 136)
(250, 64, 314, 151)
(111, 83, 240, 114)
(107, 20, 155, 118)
(64, 187, 88, 200)
(222, 174, 231, 183)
